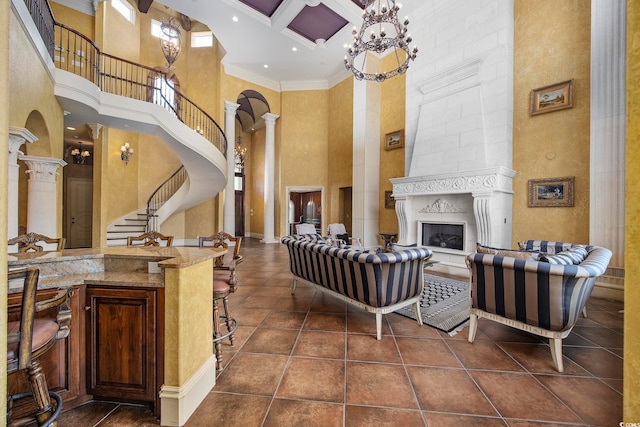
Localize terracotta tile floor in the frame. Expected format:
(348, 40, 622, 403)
(58, 238, 624, 426)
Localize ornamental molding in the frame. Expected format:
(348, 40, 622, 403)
(419, 199, 465, 214)
(391, 167, 515, 197)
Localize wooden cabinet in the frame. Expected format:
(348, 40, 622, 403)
(86, 286, 163, 406)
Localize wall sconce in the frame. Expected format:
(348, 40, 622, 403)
(121, 142, 134, 164)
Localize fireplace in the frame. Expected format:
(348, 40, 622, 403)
(420, 221, 465, 251)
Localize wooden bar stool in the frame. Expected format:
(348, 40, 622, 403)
(199, 232, 242, 372)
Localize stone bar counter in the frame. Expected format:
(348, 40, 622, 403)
(8, 246, 226, 427)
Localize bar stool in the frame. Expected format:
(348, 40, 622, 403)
(199, 232, 241, 372)
(8, 233, 65, 252)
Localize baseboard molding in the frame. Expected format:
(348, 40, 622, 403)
(159, 355, 216, 426)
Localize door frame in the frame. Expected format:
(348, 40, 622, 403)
(286, 186, 324, 237)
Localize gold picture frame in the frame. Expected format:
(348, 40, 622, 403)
(530, 79, 574, 115)
(384, 191, 395, 209)
(528, 177, 575, 207)
(384, 129, 404, 151)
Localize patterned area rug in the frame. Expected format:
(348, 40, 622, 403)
(395, 273, 470, 334)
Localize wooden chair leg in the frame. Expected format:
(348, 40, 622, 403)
(375, 313, 382, 340)
(550, 338, 564, 373)
(212, 299, 223, 373)
(468, 313, 478, 343)
(413, 299, 423, 325)
(221, 295, 235, 347)
(27, 360, 56, 426)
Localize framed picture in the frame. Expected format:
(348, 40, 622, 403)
(530, 79, 573, 115)
(384, 129, 404, 151)
(528, 177, 574, 207)
(384, 191, 395, 209)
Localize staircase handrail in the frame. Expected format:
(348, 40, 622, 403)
(23, 0, 227, 156)
(146, 166, 188, 232)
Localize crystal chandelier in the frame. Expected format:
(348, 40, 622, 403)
(70, 143, 90, 164)
(344, 0, 418, 82)
(160, 17, 182, 74)
(235, 136, 247, 171)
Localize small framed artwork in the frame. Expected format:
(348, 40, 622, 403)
(384, 129, 404, 151)
(528, 177, 575, 207)
(530, 79, 573, 115)
(384, 191, 395, 209)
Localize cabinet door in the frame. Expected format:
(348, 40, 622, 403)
(86, 287, 156, 402)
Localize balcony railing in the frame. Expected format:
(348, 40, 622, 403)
(25, 0, 227, 157)
(146, 166, 187, 232)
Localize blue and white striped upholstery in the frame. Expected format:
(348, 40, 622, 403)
(468, 243, 611, 332)
(281, 236, 432, 308)
(518, 240, 582, 254)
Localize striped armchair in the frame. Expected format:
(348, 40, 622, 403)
(281, 236, 432, 339)
(466, 240, 612, 372)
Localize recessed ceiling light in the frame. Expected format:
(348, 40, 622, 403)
(66, 126, 76, 130)
(343, 43, 349, 48)
(263, 64, 269, 68)
(232, 16, 239, 22)
(292, 47, 297, 52)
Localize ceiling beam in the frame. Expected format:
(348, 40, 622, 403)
(179, 14, 192, 32)
(138, 0, 153, 13)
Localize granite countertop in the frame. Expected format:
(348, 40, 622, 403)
(7, 246, 226, 293)
(8, 246, 227, 269)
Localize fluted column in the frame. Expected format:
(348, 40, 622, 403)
(261, 113, 279, 243)
(590, 0, 626, 270)
(20, 156, 66, 238)
(224, 101, 240, 235)
(8, 127, 37, 241)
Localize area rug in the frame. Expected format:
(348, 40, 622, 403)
(395, 273, 470, 334)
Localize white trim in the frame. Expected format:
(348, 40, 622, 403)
(159, 355, 217, 426)
(223, 62, 282, 93)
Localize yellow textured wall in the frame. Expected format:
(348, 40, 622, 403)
(163, 261, 213, 385)
(249, 127, 266, 235)
(50, 2, 94, 41)
(279, 90, 329, 235)
(379, 55, 405, 235)
(512, 0, 591, 245)
(99, 0, 140, 61)
(104, 128, 139, 225)
(9, 11, 64, 237)
(1, 0, 10, 417)
(327, 78, 353, 225)
(625, 0, 640, 419)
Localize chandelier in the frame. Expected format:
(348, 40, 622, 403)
(345, 0, 418, 82)
(160, 17, 182, 74)
(71, 143, 90, 164)
(235, 136, 247, 171)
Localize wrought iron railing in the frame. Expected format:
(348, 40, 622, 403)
(146, 166, 188, 232)
(24, 0, 227, 156)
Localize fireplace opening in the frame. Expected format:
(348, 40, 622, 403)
(421, 222, 465, 251)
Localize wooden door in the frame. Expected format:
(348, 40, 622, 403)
(86, 287, 157, 402)
(66, 178, 93, 248)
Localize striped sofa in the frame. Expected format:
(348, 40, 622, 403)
(466, 239, 612, 372)
(281, 236, 432, 339)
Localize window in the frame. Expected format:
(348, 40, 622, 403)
(191, 31, 213, 48)
(153, 76, 176, 116)
(111, 0, 134, 23)
(151, 19, 162, 38)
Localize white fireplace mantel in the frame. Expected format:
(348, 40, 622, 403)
(390, 166, 516, 251)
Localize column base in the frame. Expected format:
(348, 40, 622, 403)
(159, 355, 216, 426)
(260, 237, 280, 244)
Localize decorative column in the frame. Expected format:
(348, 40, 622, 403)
(352, 71, 381, 247)
(261, 113, 279, 244)
(590, 0, 626, 272)
(223, 101, 240, 235)
(20, 156, 66, 238)
(8, 127, 37, 241)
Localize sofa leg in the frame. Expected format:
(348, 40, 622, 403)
(413, 300, 423, 325)
(376, 313, 382, 340)
(582, 307, 588, 318)
(468, 313, 478, 343)
(291, 279, 297, 295)
(550, 338, 564, 373)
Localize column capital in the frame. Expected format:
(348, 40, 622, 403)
(224, 101, 241, 113)
(87, 123, 103, 140)
(8, 127, 38, 163)
(20, 156, 67, 182)
(261, 112, 280, 125)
